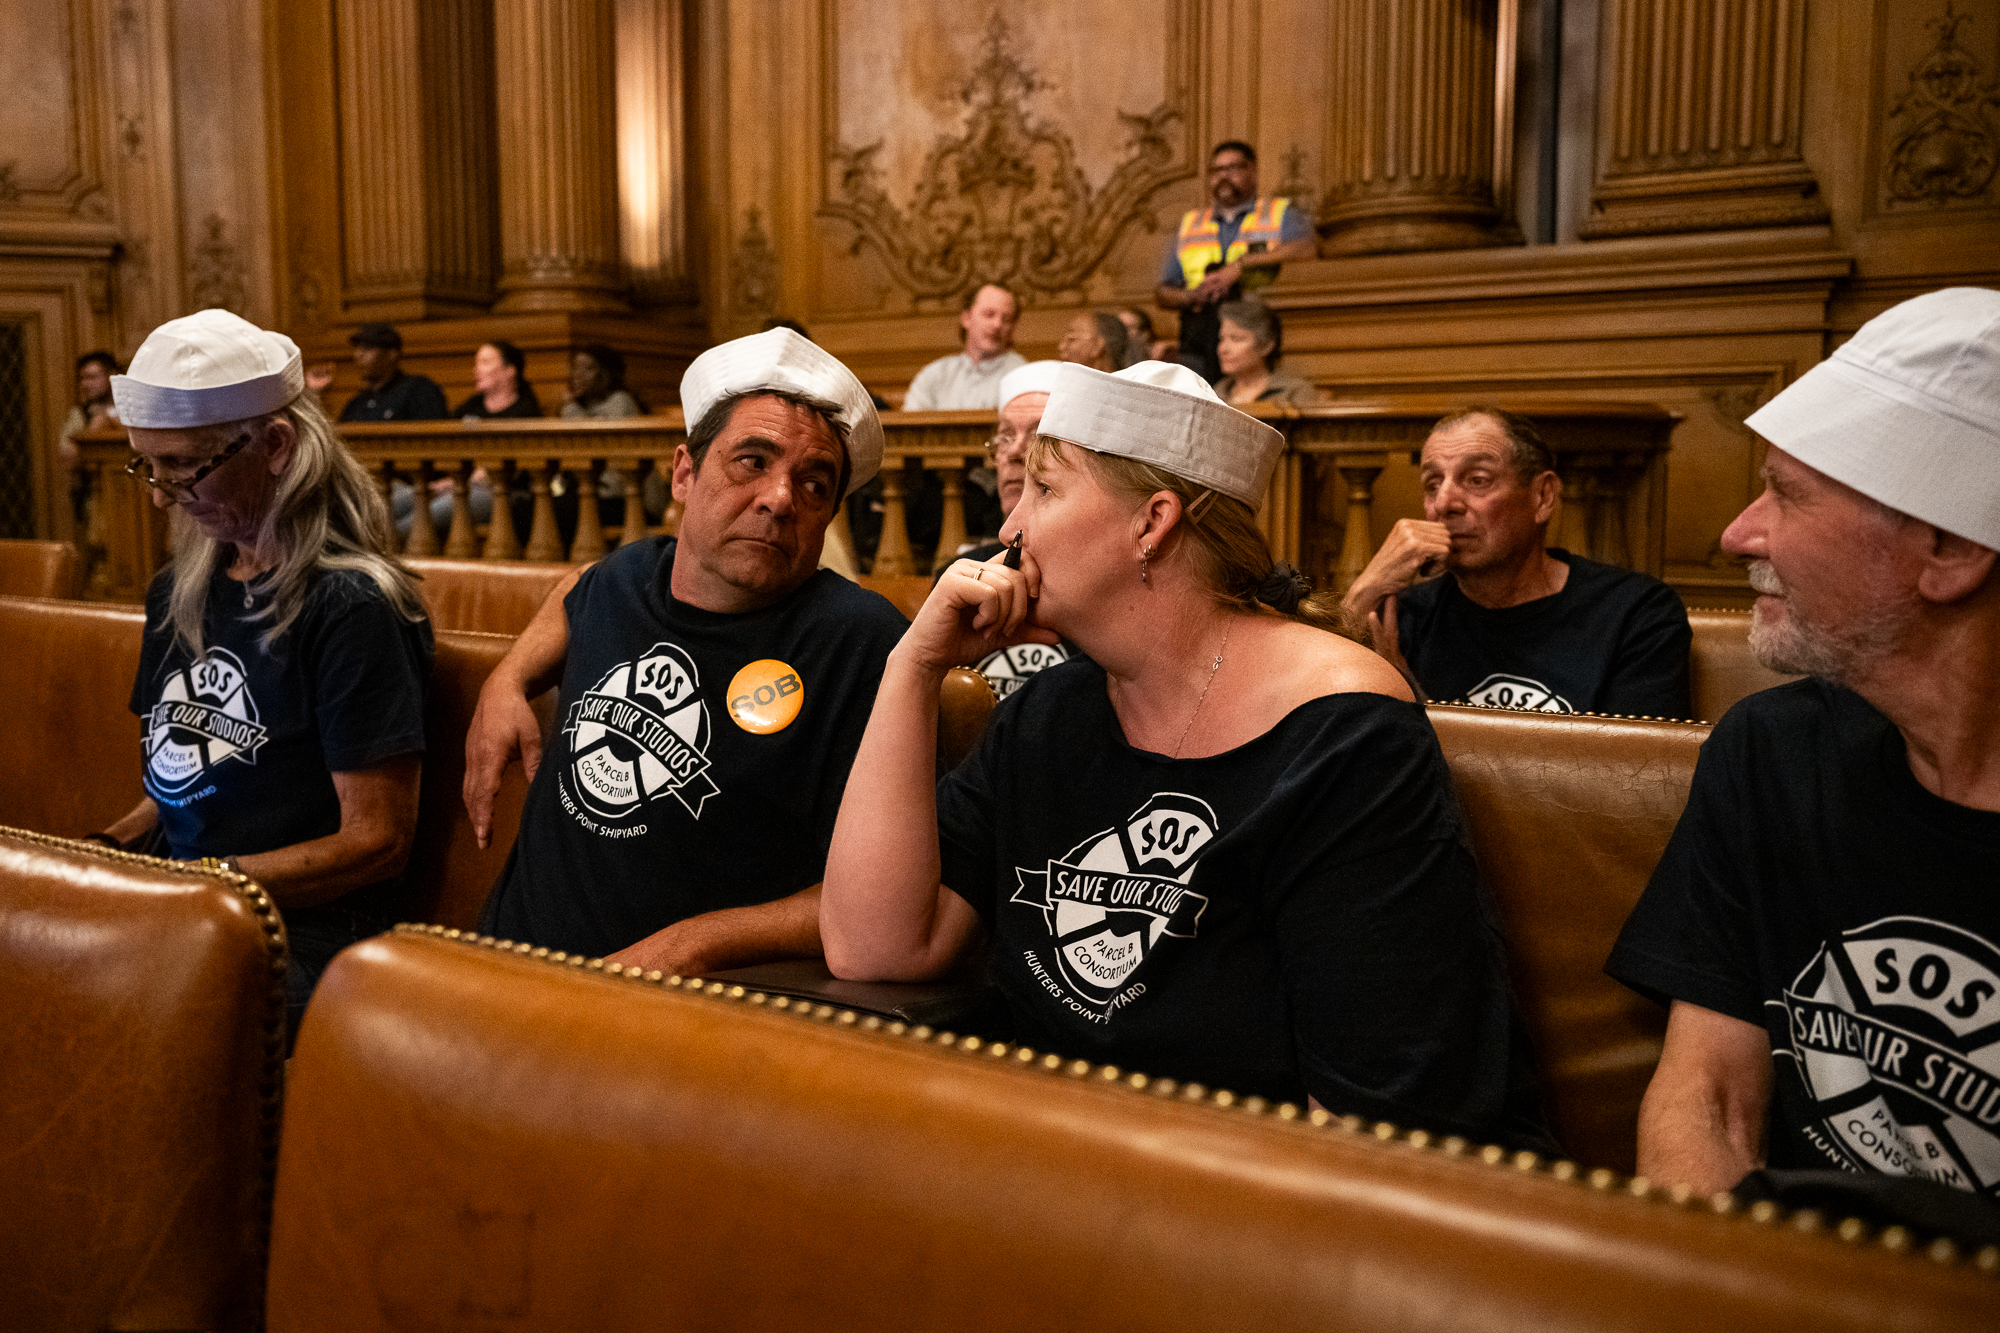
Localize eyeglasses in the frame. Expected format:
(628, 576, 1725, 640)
(125, 430, 253, 502)
(984, 430, 1035, 460)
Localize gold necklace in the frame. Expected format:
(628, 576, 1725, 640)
(1171, 621, 1233, 759)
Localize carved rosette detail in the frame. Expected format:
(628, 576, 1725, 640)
(820, 13, 1184, 303)
(1886, 3, 2000, 207)
(188, 213, 248, 314)
(731, 208, 778, 316)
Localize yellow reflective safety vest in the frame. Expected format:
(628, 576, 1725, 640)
(1175, 197, 1292, 291)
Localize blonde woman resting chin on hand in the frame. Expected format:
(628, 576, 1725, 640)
(820, 361, 1555, 1153)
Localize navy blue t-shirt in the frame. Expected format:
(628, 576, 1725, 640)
(937, 657, 1552, 1149)
(1609, 681, 2000, 1198)
(130, 563, 433, 925)
(480, 538, 909, 957)
(1396, 549, 1692, 718)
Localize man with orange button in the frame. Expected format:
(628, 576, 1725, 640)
(465, 329, 909, 971)
(1155, 141, 1316, 381)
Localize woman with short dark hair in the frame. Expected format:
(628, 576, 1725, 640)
(1213, 298, 1321, 406)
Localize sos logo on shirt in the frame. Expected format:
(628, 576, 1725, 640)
(975, 642, 1073, 699)
(1781, 916, 2000, 1199)
(563, 642, 719, 825)
(1465, 672, 1574, 714)
(142, 648, 269, 795)
(1011, 792, 1214, 1015)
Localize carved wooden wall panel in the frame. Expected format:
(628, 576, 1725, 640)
(171, 0, 276, 327)
(1872, 0, 2000, 218)
(335, 0, 499, 318)
(811, 0, 1200, 318)
(1582, 0, 1828, 237)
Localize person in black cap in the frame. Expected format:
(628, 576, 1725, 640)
(337, 323, 449, 424)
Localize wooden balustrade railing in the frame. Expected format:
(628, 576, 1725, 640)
(72, 399, 1676, 602)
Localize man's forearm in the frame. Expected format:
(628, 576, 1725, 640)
(1636, 1080, 1764, 1194)
(606, 884, 824, 976)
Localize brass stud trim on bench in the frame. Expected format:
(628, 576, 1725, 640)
(395, 923, 2000, 1279)
(4, 825, 292, 1313)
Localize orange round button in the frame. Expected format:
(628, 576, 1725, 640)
(726, 659, 805, 734)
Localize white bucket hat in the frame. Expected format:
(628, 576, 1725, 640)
(680, 328, 883, 499)
(112, 309, 305, 429)
(1037, 360, 1283, 507)
(1745, 286, 2000, 549)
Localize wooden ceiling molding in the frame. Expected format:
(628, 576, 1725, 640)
(817, 7, 1198, 307)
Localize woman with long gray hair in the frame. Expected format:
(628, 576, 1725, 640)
(87, 309, 433, 1046)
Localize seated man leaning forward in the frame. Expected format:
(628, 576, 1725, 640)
(1609, 287, 2000, 1199)
(822, 361, 1554, 1149)
(1343, 407, 1692, 718)
(467, 328, 908, 972)
(95, 310, 433, 1040)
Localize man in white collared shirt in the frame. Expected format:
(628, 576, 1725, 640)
(903, 283, 1026, 410)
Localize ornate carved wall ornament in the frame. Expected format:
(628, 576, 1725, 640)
(820, 13, 1185, 303)
(1886, 2, 2000, 207)
(188, 213, 247, 314)
(731, 207, 778, 316)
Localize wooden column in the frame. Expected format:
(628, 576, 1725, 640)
(1580, 0, 1826, 237)
(873, 465, 915, 577)
(931, 463, 968, 571)
(334, 0, 498, 318)
(492, 0, 630, 313)
(1319, 0, 1523, 255)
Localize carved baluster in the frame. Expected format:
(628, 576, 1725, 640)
(825, 496, 859, 576)
(482, 461, 523, 560)
(1556, 460, 1593, 556)
(376, 462, 401, 554)
(524, 461, 565, 562)
(571, 460, 607, 561)
(1332, 453, 1389, 596)
(444, 462, 480, 557)
(404, 459, 441, 556)
(620, 463, 647, 545)
(933, 463, 968, 571)
(873, 462, 915, 577)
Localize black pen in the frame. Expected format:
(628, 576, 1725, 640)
(1004, 532, 1023, 569)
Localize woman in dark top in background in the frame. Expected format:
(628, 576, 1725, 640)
(455, 340, 542, 419)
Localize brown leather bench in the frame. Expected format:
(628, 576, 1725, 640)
(1429, 705, 1707, 1173)
(266, 929, 2000, 1332)
(0, 595, 147, 835)
(0, 539, 81, 598)
(0, 828, 286, 1333)
(404, 556, 574, 635)
(1687, 606, 1801, 722)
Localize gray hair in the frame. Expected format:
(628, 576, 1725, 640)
(167, 393, 424, 656)
(1217, 298, 1282, 371)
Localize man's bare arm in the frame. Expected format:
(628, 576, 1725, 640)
(606, 883, 827, 977)
(1340, 518, 1454, 622)
(1636, 1000, 1772, 1194)
(464, 566, 586, 848)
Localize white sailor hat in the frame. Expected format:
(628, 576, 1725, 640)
(1746, 286, 2000, 549)
(680, 328, 883, 499)
(998, 359, 1063, 410)
(1037, 360, 1284, 507)
(112, 309, 305, 429)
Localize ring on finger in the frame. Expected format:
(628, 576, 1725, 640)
(973, 567, 985, 583)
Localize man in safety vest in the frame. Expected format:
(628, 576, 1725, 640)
(1155, 141, 1317, 380)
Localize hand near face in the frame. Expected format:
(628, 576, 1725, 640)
(896, 551, 1059, 676)
(305, 362, 336, 395)
(1340, 518, 1453, 620)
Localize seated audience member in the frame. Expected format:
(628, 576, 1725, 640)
(1116, 306, 1173, 363)
(58, 350, 120, 524)
(336, 323, 450, 423)
(821, 361, 1554, 1150)
(561, 343, 645, 420)
(956, 360, 1076, 697)
(456, 340, 542, 419)
(1609, 288, 2000, 1198)
(1212, 298, 1322, 406)
(91, 310, 432, 1042)
(903, 283, 1026, 410)
(1343, 407, 1691, 717)
(468, 328, 908, 972)
(1057, 310, 1135, 372)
